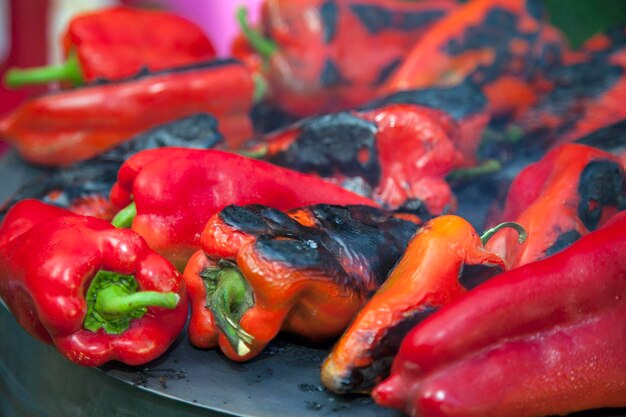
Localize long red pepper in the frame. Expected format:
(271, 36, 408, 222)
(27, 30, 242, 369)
(0, 60, 254, 165)
(373, 211, 626, 417)
(109, 148, 377, 269)
(4, 6, 216, 88)
(0, 200, 187, 367)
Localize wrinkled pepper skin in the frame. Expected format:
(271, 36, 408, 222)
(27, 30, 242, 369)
(321, 215, 511, 394)
(487, 144, 626, 268)
(0, 200, 187, 367)
(0, 113, 223, 221)
(110, 148, 377, 269)
(373, 211, 626, 417)
(516, 27, 626, 149)
(382, 0, 566, 117)
(184, 204, 420, 361)
(5, 6, 216, 88)
(248, 0, 457, 116)
(0, 60, 253, 166)
(246, 104, 464, 217)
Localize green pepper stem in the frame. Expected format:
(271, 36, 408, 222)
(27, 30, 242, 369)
(237, 144, 269, 159)
(3, 52, 84, 89)
(202, 263, 254, 356)
(481, 222, 528, 246)
(253, 73, 268, 103)
(94, 286, 179, 319)
(447, 159, 502, 182)
(111, 202, 137, 228)
(236, 6, 277, 58)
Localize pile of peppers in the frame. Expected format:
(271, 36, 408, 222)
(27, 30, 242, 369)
(0, 2, 625, 417)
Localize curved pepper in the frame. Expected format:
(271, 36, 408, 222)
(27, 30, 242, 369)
(373, 211, 626, 417)
(487, 143, 626, 268)
(4, 6, 216, 88)
(0, 200, 187, 367)
(321, 216, 525, 394)
(0, 60, 253, 166)
(382, 0, 566, 117)
(238, 0, 456, 116)
(109, 148, 377, 269)
(184, 204, 420, 361)
(246, 103, 465, 217)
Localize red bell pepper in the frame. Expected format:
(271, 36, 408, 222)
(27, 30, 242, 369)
(0, 60, 254, 166)
(245, 103, 465, 217)
(4, 6, 216, 88)
(0, 199, 187, 367)
(109, 148, 377, 269)
(237, 0, 457, 116)
(373, 211, 626, 417)
(487, 144, 626, 268)
(184, 204, 420, 361)
(321, 215, 525, 394)
(382, 0, 567, 118)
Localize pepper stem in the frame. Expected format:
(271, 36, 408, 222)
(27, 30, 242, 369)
(201, 261, 254, 356)
(480, 222, 528, 246)
(111, 202, 137, 228)
(3, 51, 84, 89)
(236, 6, 277, 59)
(83, 270, 180, 335)
(238, 144, 269, 159)
(446, 159, 502, 182)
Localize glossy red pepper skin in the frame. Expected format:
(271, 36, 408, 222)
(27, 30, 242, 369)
(110, 148, 378, 269)
(373, 211, 626, 417)
(0, 60, 254, 166)
(487, 144, 626, 268)
(321, 215, 507, 394)
(251, 0, 457, 116)
(62, 6, 216, 82)
(246, 104, 464, 217)
(184, 204, 420, 361)
(382, 0, 566, 118)
(0, 200, 188, 367)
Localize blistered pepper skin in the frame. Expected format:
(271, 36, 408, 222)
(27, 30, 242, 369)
(373, 212, 626, 417)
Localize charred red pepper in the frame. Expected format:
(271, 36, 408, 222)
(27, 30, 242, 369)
(237, 0, 457, 116)
(321, 216, 525, 394)
(382, 0, 566, 117)
(0, 199, 187, 367)
(373, 211, 626, 417)
(109, 148, 377, 269)
(184, 204, 420, 361)
(4, 6, 216, 88)
(245, 103, 465, 217)
(487, 144, 626, 268)
(0, 60, 253, 165)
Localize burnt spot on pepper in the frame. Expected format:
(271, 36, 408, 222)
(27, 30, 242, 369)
(364, 81, 488, 120)
(458, 263, 505, 290)
(350, 4, 393, 34)
(343, 306, 438, 393)
(394, 198, 434, 222)
(398, 10, 447, 31)
(544, 230, 583, 258)
(577, 160, 626, 231)
(320, 0, 339, 44)
(575, 119, 626, 154)
(267, 112, 381, 186)
(320, 59, 350, 87)
(374, 58, 402, 86)
(218, 205, 418, 295)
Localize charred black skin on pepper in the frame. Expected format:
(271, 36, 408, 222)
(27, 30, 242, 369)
(575, 119, 626, 154)
(0, 113, 222, 216)
(457, 263, 505, 290)
(544, 230, 583, 258)
(349, 4, 446, 35)
(320, 0, 339, 43)
(320, 59, 350, 87)
(218, 204, 419, 296)
(577, 160, 626, 231)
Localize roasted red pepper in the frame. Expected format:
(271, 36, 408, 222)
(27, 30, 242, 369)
(487, 144, 626, 268)
(4, 6, 216, 88)
(238, 0, 457, 116)
(184, 204, 420, 361)
(382, 0, 566, 117)
(246, 103, 465, 217)
(0, 199, 187, 367)
(321, 216, 525, 394)
(0, 60, 254, 165)
(109, 148, 377, 269)
(373, 211, 626, 417)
